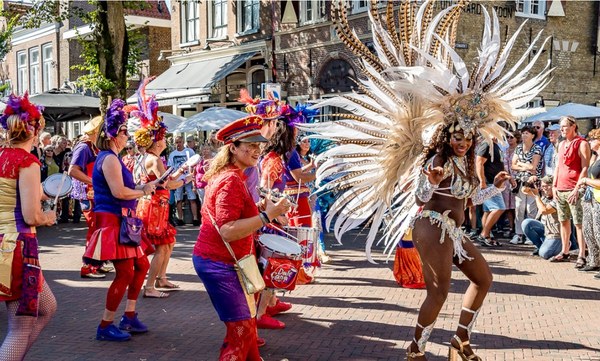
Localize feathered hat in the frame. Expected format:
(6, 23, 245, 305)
(129, 78, 167, 148)
(102, 99, 127, 139)
(299, 0, 552, 262)
(280, 102, 320, 128)
(238, 89, 282, 120)
(0, 92, 44, 135)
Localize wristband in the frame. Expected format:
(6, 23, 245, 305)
(259, 211, 270, 225)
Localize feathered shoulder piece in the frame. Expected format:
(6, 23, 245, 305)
(0, 92, 44, 134)
(299, 0, 552, 262)
(130, 78, 167, 147)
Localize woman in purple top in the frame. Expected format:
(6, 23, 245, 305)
(83, 100, 157, 342)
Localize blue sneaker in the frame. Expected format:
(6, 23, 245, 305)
(118, 313, 148, 334)
(96, 324, 131, 341)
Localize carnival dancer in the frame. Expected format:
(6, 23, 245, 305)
(83, 99, 157, 341)
(192, 115, 291, 360)
(298, 2, 552, 359)
(68, 115, 108, 279)
(129, 79, 192, 298)
(0, 93, 57, 360)
(238, 91, 295, 328)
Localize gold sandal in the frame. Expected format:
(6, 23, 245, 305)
(448, 335, 481, 361)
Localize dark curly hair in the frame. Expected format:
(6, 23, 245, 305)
(262, 120, 295, 162)
(421, 124, 478, 186)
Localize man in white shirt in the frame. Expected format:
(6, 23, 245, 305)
(168, 136, 199, 226)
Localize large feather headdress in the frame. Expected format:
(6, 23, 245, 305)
(128, 77, 168, 148)
(299, 0, 552, 262)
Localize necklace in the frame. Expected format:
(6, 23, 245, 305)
(452, 156, 468, 175)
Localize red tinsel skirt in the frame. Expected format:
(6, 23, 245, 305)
(136, 190, 176, 246)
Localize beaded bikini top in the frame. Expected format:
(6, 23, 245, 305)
(422, 155, 476, 200)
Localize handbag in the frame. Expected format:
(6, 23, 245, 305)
(206, 211, 265, 295)
(119, 208, 143, 247)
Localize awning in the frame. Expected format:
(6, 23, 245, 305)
(128, 51, 256, 105)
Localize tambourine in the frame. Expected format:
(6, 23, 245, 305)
(257, 186, 298, 207)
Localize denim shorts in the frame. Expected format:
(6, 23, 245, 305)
(482, 186, 506, 212)
(174, 182, 196, 202)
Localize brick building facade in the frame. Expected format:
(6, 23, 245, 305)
(1, 0, 171, 138)
(273, 0, 600, 110)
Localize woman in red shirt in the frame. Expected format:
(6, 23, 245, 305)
(193, 115, 291, 361)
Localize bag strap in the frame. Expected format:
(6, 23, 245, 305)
(206, 210, 239, 263)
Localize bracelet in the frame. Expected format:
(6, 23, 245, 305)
(259, 211, 270, 225)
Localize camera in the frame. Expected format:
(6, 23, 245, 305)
(522, 181, 536, 188)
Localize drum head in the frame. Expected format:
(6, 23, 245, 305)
(43, 173, 73, 199)
(183, 154, 201, 168)
(259, 234, 301, 256)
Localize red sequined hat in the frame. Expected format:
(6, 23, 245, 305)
(216, 115, 268, 144)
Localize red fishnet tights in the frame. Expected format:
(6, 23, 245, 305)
(219, 318, 261, 361)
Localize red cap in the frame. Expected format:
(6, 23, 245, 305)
(216, 115, 269, 144)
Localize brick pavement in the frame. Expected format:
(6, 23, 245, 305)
(1, 223, 600, 361)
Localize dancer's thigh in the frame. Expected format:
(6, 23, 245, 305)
(412, 219, 454, 292)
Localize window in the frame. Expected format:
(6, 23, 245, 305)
(42, 44, 53, 92)
(515, 0, 546, 19)
(29, 48, 40, 94)
(73, 122, 81, 137)
(211, 0, 228, 39)
(180, 0, 199, 43)
(17, 51, 27, 94)
(299, 0, 327, 25)
(249, 69, 265, 98)
(352, 0, 369, 14)
(238, 0, 260, 34)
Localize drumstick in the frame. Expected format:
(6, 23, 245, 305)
(186, 152, 191, 174)
(296, 179, 301, 206)
(52, 172, 68, 210)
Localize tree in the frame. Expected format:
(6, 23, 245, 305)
(20, 1, 146, 113)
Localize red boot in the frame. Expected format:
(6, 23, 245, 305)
(266, 300, 292, 316)
(256, 315, 285, 329)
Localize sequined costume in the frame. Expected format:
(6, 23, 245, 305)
(412, 155, 504, 263)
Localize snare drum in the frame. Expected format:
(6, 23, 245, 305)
(42, 173, 73, 200)
(284, 226, 319, 267)
(258, 234, 302, 291)
(258, 234, 302, 260)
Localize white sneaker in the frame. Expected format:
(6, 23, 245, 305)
(510, 234, 522, 244)
(524, 239, 534, 245)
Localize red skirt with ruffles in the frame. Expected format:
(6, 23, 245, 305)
(83, 212, 146, 261)
(136, 190, 176, 246)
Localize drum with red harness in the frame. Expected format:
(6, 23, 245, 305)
(257, 233, 302, 291)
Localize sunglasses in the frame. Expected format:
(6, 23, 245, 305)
(507, 135, 514, 139)
(126, 147, 134, 150)
(534, 126, 542, 130)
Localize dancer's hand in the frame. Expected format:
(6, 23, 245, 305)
(423, 164, 444, 185)
(493, 171, 511, 188)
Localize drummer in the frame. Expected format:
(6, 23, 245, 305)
(193, 115, 291, 360)
(68, 115, 108, 279)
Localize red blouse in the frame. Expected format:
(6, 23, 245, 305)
(193, 165, 258, 264)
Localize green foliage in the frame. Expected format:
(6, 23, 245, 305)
(0, 15, 19, 60)
(19, 1, 150, 110)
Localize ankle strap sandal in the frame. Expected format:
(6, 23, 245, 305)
(448, 335, 481, 361)
(406, 345, 425, 360)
